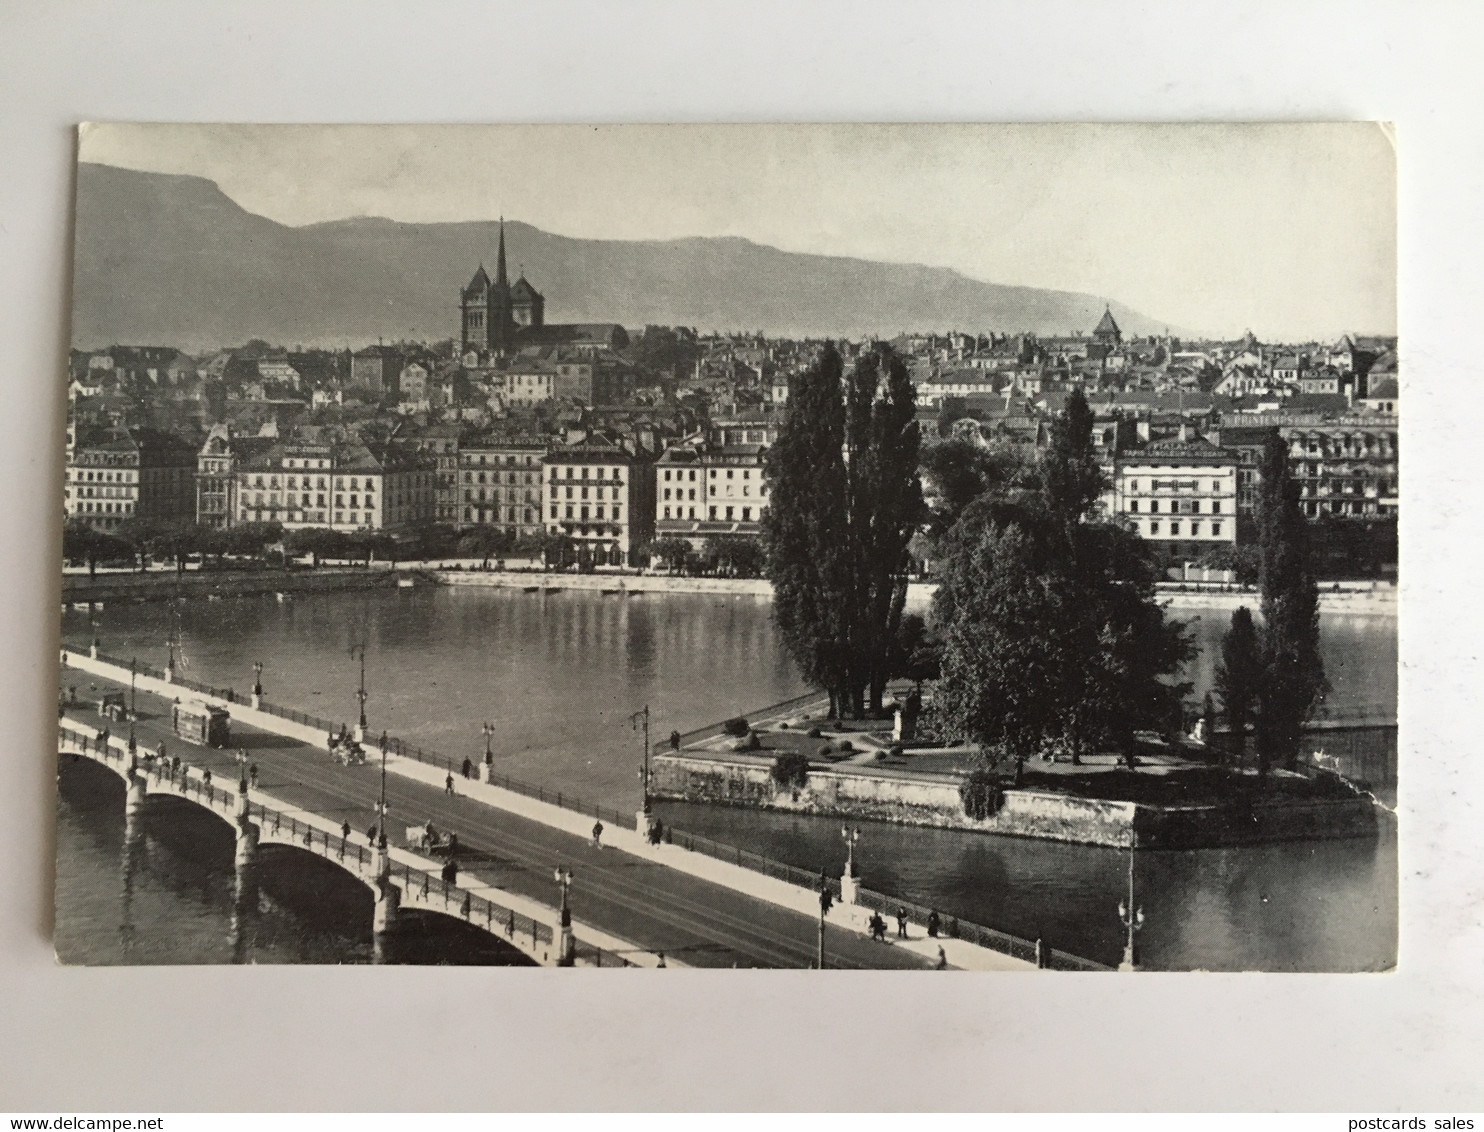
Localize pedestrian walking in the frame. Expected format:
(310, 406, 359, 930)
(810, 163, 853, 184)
(935, 945, 947, 970)
(461, 756, 472, 779)
(591, 820, 604, 849)
(367, 823, 378, 845)
(870, 912, 887, 942)
(445, 772, 455, 796)
(248, 762, 258, 788)
(202, 769, 212, 787)
(341, 820, 351, 841)
(656, 952, 666, 968)
(927, 910, 940, 938)
(897, 907, 909, 939)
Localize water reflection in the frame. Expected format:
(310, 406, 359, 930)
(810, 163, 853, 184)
(59, 587, 1397, 971)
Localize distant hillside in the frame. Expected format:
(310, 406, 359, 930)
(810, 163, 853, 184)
(70, 162, 1182, 351)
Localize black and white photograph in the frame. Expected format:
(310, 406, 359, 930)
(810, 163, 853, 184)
(52, 121, 1398, 973)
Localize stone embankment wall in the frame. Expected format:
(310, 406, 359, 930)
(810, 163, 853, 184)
(650, 753, 1377, 849)
(433, 571, 1395, 616)
(62, 567, 402, 604)
(435, 570, 773, 597)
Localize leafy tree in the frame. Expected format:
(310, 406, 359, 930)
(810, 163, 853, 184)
(770, 751, 811, 790)
(764, 343, 924, 717)
(764, 344, 853, 716)
(706, 537, 765, 579)
(932, 393, 1188, 772)
(457, 526, 512, 569)
(1253, 432, 1328, 773)
(1215, 605, 1261, 765)
(1039, 387, 1106, 534)
(646, 537, 693, 574)
(919, 437, 1028, 539)
(959, 765, 1002, 820)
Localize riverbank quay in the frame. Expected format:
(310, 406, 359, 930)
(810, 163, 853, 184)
(59, 650, 1048, 968)
(424, 566, 1396, 616)
(654, 696, 1381, 849)
(61, 564, 405, 606)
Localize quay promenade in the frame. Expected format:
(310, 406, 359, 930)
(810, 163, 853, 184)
(60, 651, 1052, 969)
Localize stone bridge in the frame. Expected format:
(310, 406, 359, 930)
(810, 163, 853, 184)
(59, 725, 627, 967)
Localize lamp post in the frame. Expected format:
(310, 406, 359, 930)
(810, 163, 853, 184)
(352, 644, 368, 741)
(630, 705, 652, 837)
(482, 721, 494, 781)
(252, 661, 264, 710)
(816, 869, 834, 970)
(128, 656, 137, 748)
(1117, 848, 1144, 972)
(377, 731, 389, 852)
(840, 825, 861, 905)
(554, 864, 575, 966)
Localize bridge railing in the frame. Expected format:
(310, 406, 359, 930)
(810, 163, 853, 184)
(62, 671, 1092, 969)
(850, 886, 1108, 970)
(383, 736, 638, 832)
(58, 728, 614, 962)
(662, 825, 844, 898)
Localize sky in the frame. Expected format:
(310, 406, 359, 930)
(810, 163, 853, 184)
(78, 122, 1397, 342)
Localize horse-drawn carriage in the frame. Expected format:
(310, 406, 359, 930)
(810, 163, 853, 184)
(405, 821, 457, 855)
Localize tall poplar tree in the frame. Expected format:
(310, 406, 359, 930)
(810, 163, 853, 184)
(763, 344, 854, 715)
(1215, 605, 1261, 766)
(1253, 430, 1327, 773)
(763, 343, 922, 717)
(843, 345, 924, 713)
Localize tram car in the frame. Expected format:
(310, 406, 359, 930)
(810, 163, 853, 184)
(172, 701, 231, 748)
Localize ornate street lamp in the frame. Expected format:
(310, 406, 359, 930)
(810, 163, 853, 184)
(377, 731, 389, 852)
(840, 825, 861, 905)
(816, 869, 834, 970)
(252, 660, 264, 706)
(629, 705, 651, 815)
(482, 721, 494, 773)
(351, 644, 368, 740)
(128, 656, 137, 749)
(554, 864, 575, 966)
(1117, 849, 1145, 972)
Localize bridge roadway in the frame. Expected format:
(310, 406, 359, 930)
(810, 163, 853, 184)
(61, 672, 934, 970)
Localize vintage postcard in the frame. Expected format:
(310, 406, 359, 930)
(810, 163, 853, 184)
(56, 122, 1396, 970)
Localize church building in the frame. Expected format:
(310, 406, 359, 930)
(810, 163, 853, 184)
(460, 220, 546, 356)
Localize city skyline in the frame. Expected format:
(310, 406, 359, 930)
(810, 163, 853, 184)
(78, 123, 1397, 344)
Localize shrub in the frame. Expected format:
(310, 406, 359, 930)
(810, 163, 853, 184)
(730, 730, 761, 753)
(888, 744, 904, 758)
(833, 739, 854, 753)
(960, 766, 1002, 821)
(770, 751, 811, 790)
(722, 716, 750, 737)
(806, 727, 822, 739)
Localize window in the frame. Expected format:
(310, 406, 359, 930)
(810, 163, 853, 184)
(664, 470, 672, 481)
(1190, 522, 1201, 536)
(664, 489, 671, 501)
(1212, 523, 1223, 538)
(709, 506, 717, 520)
(1212, 500, 1221, 513)
(663, 506, 671, 519)
(1150, 521, 1160, 535)
(1130, 500, 1139, 513)
(742, 507, 751, 521)
(1170, 521, 1181, 536)
(1150, 500, 1159, 514)
(1190, 500, 1200, 514)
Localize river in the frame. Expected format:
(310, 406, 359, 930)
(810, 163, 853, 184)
(56, 585, 1397, 970)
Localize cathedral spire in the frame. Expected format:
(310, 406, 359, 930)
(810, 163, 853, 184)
(495, 217, 509, 288)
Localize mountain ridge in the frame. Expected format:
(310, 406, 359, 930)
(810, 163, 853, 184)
(70, 162, 1187, 351)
